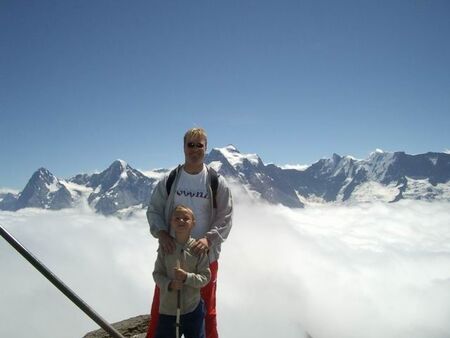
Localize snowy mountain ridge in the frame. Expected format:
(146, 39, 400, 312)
(1, 148, 449, 215)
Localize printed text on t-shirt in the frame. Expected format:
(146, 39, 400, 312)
(176, 190, 209, 199)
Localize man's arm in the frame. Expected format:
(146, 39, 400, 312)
(147, 177, 176, 254)
(147, 178, 169, 238)
(205, 176, 233, 247)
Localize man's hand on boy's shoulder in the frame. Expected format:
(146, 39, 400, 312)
(191, 238, 209, 255)
(158, 230, 176, 254)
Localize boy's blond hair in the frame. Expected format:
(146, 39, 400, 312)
(184, 127, 207, 147)
(173, 204, 196, 223)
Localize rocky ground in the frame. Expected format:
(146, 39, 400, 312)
(83, 315, 149, 338)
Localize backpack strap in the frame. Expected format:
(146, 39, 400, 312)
(207, 167, 219, 209)
(166, 165, 182, 196)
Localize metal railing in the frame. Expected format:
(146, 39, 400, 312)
(0, 224, 125, 338)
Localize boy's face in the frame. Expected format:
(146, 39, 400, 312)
(171, 209, 194, 235)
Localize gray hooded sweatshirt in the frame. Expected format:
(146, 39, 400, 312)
(147, 164, 233, 263)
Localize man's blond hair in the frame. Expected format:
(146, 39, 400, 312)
(173, 204, 196, 223)
(184, 127, 207, 147)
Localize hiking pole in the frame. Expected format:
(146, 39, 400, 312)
(0, 224, 125, 338)
(176, 259, 181, 338)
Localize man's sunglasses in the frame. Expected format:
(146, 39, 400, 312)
(186, 142, 205, 149)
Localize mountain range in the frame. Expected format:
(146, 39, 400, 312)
(1, 146, 449, 215)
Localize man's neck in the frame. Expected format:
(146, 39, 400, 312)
(183, 163, 204, 174)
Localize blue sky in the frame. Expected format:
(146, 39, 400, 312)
(1, 0, 449, 189)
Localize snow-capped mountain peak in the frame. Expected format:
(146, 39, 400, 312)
(108, 159, 129, 173)
(35, 167, 56, 181)
(365, 151, 396, 181)
(214, 145, 261, 168)
(113, 159, 128, 169)
(80, 160, 156, 215)
(96, 159, 134, 188)
(29, 168, 61, 192)
(222, 144, 238, 152)
(6, 167, 74, 210)
(368, 148, 392, 160)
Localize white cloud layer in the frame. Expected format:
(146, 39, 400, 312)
(1, 191, 450, 338)
(0, 187, 19, 194)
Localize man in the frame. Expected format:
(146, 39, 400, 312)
(146, 127, 233, 338)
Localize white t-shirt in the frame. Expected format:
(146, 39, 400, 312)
(173, 165, 210, 239)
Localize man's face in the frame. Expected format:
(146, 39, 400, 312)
(184, 135, 207, 167)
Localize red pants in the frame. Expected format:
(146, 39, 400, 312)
(146, 261, 219, 338)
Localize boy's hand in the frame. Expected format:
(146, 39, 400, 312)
(174, 267, 187, 282)
(192, 238, 209, 255)
(169, 280, 183, 291)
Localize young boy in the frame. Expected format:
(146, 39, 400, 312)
(153, 205, 211, 338)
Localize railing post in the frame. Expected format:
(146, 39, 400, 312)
(0, 224, 126, 338)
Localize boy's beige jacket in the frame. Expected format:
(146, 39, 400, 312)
(153, 238, 211, 315)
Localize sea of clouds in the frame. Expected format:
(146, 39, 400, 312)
(1, 189, 450, 338)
